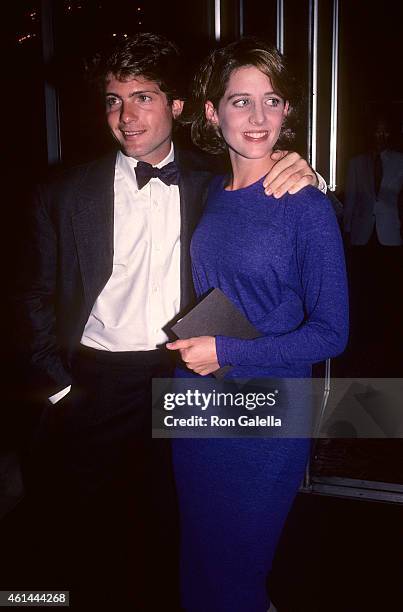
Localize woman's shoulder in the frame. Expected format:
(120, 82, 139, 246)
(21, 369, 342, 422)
(286, 184, 330, 206)
(283, 185, 337, 226)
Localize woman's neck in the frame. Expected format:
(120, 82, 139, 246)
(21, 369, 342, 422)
(226, 153, 276, 191)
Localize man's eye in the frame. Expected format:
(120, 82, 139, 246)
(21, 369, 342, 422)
(138, 95, 152, 103)
(233, 99, 249, 108)
(106, 97, 120, 108)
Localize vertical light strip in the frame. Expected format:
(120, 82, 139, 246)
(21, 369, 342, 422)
(276, 0, 284, 54)
(41, 0, 62, 165)
(329, 0, 339, 191)
(215, 0, 221, 42)
(308, 0, 318, 168)
(239, 0, 244, 37)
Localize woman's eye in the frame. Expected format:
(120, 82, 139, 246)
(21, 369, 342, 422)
(233, 99, 249, 108)
(266, 98, 282, 108)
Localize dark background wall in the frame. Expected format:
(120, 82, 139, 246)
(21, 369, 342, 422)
(4, 1, 403, 180)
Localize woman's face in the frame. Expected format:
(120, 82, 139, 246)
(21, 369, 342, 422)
(206, 65, 289, 163)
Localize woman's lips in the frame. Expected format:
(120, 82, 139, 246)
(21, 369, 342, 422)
(242, 131, 269, 142)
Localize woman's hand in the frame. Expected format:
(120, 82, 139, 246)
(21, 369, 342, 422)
(166, 336, 219, 375)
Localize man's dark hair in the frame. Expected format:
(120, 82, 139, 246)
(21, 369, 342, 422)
(88, 33, 186, 104)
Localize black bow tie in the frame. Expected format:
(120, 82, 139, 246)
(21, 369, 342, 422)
(135, 161, 180, 190)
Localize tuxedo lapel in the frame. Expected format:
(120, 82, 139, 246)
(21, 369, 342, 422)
(71, 153, 116, 311)
(177, 162, 210, 310)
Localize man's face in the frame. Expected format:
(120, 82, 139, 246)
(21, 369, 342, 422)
(104, 74, 183, 164)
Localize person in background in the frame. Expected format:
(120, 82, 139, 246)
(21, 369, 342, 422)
(344, 115, 403, 247)
(344, 114, 403, 375)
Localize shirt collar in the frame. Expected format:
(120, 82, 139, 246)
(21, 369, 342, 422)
(116, 143, 175, 188)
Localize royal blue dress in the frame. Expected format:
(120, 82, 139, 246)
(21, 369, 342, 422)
(172, 177, 349, 612)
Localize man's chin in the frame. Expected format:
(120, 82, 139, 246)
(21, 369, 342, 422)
(120, 144, 141, 158)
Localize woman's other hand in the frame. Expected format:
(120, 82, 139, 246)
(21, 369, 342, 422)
(166, 336, 219, 375)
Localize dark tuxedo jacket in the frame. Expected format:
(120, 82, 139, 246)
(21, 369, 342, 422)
(20, 148, 211, 398)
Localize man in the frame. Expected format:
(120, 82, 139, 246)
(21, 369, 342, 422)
(19, 33, 324, 609)
(343, 115, 403, 376)
(344, 116, 403, 247)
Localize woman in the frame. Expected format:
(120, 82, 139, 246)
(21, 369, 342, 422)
(167, 38, 348, 612)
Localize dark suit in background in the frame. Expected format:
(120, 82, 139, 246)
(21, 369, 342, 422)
(344, 149, 403, 246)
(343, 149, 403, 376)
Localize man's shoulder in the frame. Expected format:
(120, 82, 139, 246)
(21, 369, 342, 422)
(38, 151, 117, 197)
(175, 147, 226, 178)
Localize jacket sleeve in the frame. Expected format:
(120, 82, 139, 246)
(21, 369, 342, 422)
(16, 186, 72, 397)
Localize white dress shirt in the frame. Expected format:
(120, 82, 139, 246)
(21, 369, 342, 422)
(81, 144, 181, 351)
(49, 145, 181, 404)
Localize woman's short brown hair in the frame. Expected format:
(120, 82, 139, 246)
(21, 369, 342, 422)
(190, 37, 299, 154)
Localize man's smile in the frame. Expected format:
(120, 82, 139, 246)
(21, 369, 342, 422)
(120, 129, 147, 138)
